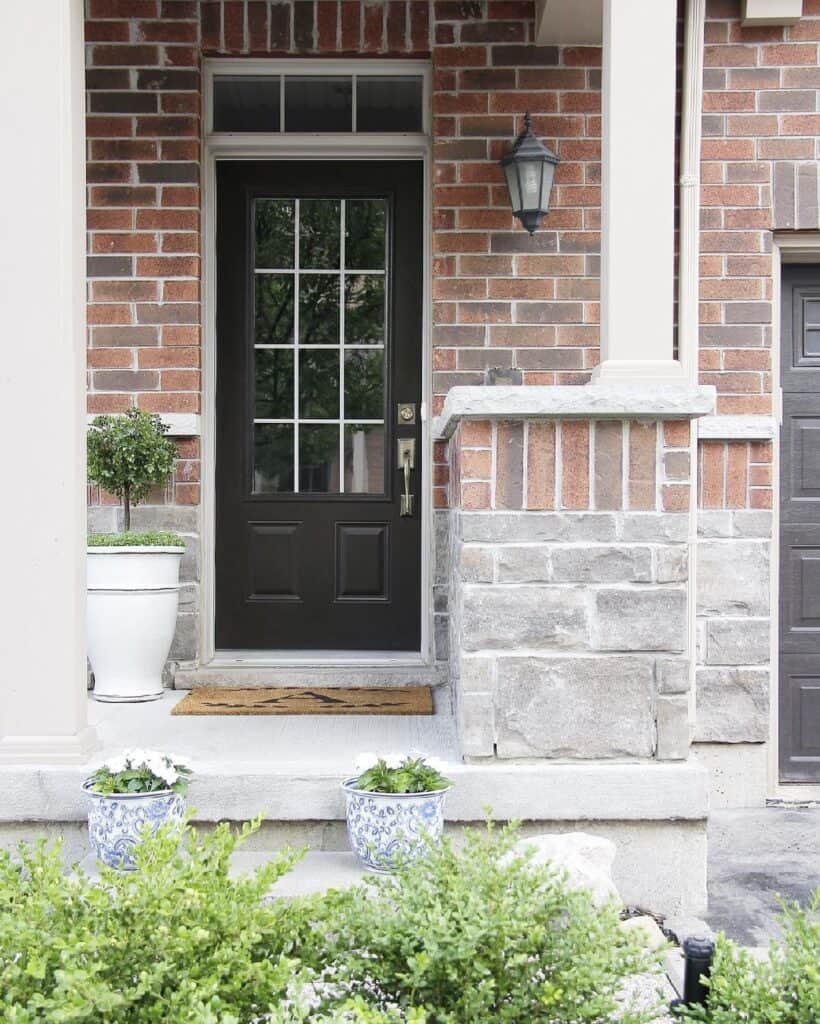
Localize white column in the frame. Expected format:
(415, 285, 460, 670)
(0, 0, 98, 762)
(594, 0, 685, 385)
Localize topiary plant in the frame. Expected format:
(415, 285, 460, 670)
(87, 409, 177, 533)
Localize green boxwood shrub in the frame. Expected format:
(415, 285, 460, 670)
(678, 891, 819, 1024)
(297, 822, 662, 1024)
(0, 820, 662, 1024)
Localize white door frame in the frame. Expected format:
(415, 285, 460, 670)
(200, 58, 434, 667)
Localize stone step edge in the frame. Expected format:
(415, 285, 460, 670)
(173, 664, 448, 690)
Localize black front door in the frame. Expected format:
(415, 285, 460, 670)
(779, 265, 820, 781)
(215, 161, 423, 651)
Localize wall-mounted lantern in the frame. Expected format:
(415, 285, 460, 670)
(500, 113, 559, 234)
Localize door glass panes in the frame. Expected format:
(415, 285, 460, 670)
(356, 77, 424, 132)
(285, 77, 352, 132)
(212, 74, 423, 134)
(252, 197, 388, 494)
(213, 76, 281, 132)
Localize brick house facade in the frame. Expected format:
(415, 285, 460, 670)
(74, 0, 820, 831)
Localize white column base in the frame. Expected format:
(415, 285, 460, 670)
(592, 359, 687, 386)
(0, 726, 99, 766)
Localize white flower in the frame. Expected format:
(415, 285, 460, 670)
(425, 756, 447, 774)
(354, 752, 379, 773)
(383, 752, 405, 769)
(104, 753, 128, 774)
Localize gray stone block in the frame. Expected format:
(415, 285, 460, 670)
(435, 614, 449, 661)
(732, 510, 773, 539)
(694, 667, 769, 743)
(87, 506, 119, 534)
(459, 512, 616, 544)
(617, 513, 689, 543)
(458, 691, 496, 757)
(655, 547, 689, 583)
(697, 540, 770, 617)
(706, 618, 770, 666)
(461, 585, 588, 652)
(494, 656, 654, 758)
(129, 505, 199, 533)
(495, 546, 551, 583)
(434, 510, 451, 585)
(656, 696, 690, 761)
(169, 612, 198, 661)
(178, 582, 199, 612)
(657, 659, 691, 695)
(594, 589, 687, 652)
(457, 544, 495, 583)
(550, 545, 652, 583)
(697, 511, 732, 538)
(180, 535, 200, 583)
(458, 655, 495, 694)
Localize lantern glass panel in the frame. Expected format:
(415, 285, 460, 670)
(519, 160, 543, 210)
(539, 161, 556, 213)
(504, 162, 522, 212)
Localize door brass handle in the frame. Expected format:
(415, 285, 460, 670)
(397, 439, 415, 517)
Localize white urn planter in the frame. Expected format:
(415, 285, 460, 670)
(87, 546, 183, 702)
(342, 778, 451, 873)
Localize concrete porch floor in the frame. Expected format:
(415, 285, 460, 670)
(0, 692, 711, 914)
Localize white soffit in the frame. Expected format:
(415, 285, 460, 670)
(742, 0, 803, 25)
(535, 0, 603, 45)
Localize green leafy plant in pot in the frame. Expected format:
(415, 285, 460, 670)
(86, 409, 186, 703)
(342, 753, 452, 873)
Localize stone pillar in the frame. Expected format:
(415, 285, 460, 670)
(594, 0, 684, 385)
(0, 0, 98, 762)
(436, 386, 715, 762)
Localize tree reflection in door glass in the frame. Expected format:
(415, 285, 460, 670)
(344, 349, 384, 420)
(253, 424, 294, 492)
(255, 200, 294, 268)
(255, 276, 294, 344)
(300, 199, 341, 268)
(345, 200, 386, 269)
(300, 275, 340, 343)
(300, 424, 340, 492)
(255, 349, 293, 419)
(345, 275, 384, 344)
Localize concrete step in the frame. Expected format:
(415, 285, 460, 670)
(78, 849, 368, 897)
(174, 662, 448, 693)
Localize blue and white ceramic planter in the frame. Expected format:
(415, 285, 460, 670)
(84, 783, 186, 870)
(342, 778, 451, 873)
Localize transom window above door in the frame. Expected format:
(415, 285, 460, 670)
(252, 196, 388, 496)
(212, 72, 425, 133)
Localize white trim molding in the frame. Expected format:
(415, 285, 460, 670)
(201, 57, 434, 667)
(742, 0, 802, 26)
(86, 412, 200, 436)
(434, 384, 716, 439)
(697, 415, 776, 441)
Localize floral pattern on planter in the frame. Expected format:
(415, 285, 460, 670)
(342, 778, 450, 873)
(84, 784, 186, 870)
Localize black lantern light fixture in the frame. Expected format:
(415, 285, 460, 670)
(500, 113, 559, 235)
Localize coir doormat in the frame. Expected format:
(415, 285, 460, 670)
(171, 686, 434, 716)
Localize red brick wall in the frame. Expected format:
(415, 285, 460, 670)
(84, 0, 820, 520)
(448, 417, 691, 513)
